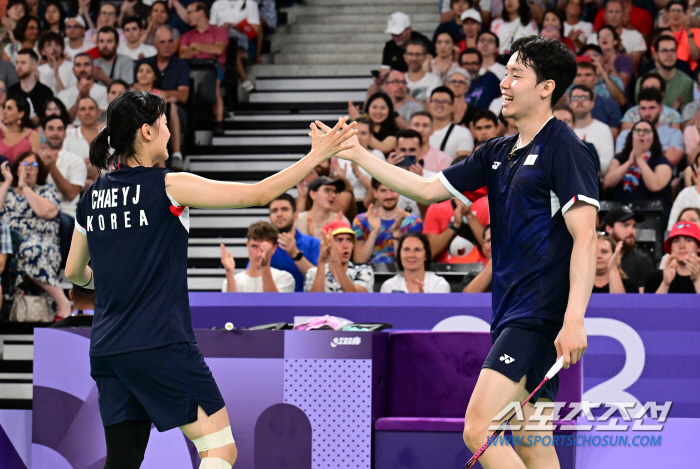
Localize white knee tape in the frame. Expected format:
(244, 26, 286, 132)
(199, 457, 232, 469)
(192, 425, 235, 452)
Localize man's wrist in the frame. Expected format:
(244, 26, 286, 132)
(292, 250, 304, 261)
(448, 221, 460, 232)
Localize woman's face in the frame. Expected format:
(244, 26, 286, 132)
(679, 210, 700, 228)
(7, 3, 26, 21)
(20, 154, 39, 187)
(632, 122, 654, 150)
(368, 98, 389, 125)
(108, 83, 127, 103)
(45, 4, 61, 26)
(45, 100, 61, 117)
(3, 99, 21, 126)
(400, 237, 427, 272)
(25, 20, 40, 42)
(598, 28, 616, 51)
(543, 12, 561, 30)
(98, 4, 117, 27)
(137, 64, 157, 86)
(596, 238, 612, 271)
(435, 33, 455, 58)
(151, 4, 168, 25)
(149, 113, 171, 162)
(504, 0, 520, 15)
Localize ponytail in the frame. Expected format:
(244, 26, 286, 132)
(89, 127, 112, 171)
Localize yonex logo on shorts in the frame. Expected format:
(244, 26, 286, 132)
(500, 354, 515, 364)
(330, 337, 361, 348)
(492, 161, 501, 170)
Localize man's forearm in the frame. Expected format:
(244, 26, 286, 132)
(309, 262, 327, 292)
(426, 230, 454, 260)
(354, 234, 378, 263)
(225, 270, 237, 292)
(294, 256, 314, 275)
(564, 233, 597, 323)
(333, 264, 359, 292)
(261, 267, 279, 292)
(463, 263, 492, 293)
(49, 166, 80, 201)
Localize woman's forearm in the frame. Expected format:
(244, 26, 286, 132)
(23, 187, 58, 219)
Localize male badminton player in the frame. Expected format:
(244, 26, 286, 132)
(65, 90, 357, 469)
(322, 36, 599, 468)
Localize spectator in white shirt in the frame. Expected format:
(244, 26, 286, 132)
(118, 16, 157, 61)
(563, 0, 592, 50)
(476, 31, 505, 80)
(63, 16, 93, 60)
(37, 31, 77, 95)
(63, 96, 101, 189)
(668, 154, 700, 230)
(428, 86, 474, 158)
(489, 0, 538, 54)
(587, 0, 646, 70)
(221, 221, 295, 292)
(39, 115, 87, 218)
(381, 232, 451, 293)
(570, 85, 615, 173)
(404, 40, 442, 103)
(57, 53, 109, 122)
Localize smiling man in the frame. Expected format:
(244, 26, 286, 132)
(324, 35, 599, 469)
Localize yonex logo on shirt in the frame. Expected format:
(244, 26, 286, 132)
(492, 161, 501, 170)
(500, 354, 515, 364)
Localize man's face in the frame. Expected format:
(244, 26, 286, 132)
(151, 3, 169, 25)
(410, 115, 433, 143)
(477, 33, 498, 58)
(77, 98, 99, 126)
(356, 122, 372, 149)
(396, 137, 420, 158)
(247, 238, 275, 264)
(656, 39, 678, 69)
(670, 236, 699, 263)
(608, 219, 636, 250)
(14, 54, 34, 79)
(73, 56, 93, 79)
(429, 92, 454, 119)
(404, 44, 426, 73)
(333, 234, 354, 263)
(574, 66, 598, 88)
(570, 89, 594, 120)
(154, 29, 175, 58)
(462, 19, 480, 38)
(108, 83, 127, 103)
(65, 20, 85, 40)
(374, 184, 399, 211)
(98, 4, 117, 26)
(459, 52, 481, 77)
(123, 21, 142, 43)
(553, 109, 574, 128)
(453, 0, 470, 16)
(566, 0, 583, 17)
(310, 185, 337, 209)
(667, 3, 686, 27)
(501, 52, 548, 120)
(472, 117, 498, 143)
(40, 40, 62, 60)
(382, 71, 407, 99)
(269, 200, 295, 232)
(97, 32, 118, 60)
(604, 1, 623, 28)
(638, 100, 661, 125)
(186, 5, 205, 27)
(392, 28, 411, 48)
(43, 119, 66, 150)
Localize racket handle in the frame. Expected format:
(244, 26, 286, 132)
(546, 357, 564, 379)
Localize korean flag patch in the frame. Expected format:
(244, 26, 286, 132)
(524, 154, 538, 165)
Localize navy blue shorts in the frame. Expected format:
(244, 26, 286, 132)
(90, 343, 226, 432)
(483, 318, 561, 403)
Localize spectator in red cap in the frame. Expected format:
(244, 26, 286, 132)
(304, 220, 374, 293)
(645, 221, 700, 293)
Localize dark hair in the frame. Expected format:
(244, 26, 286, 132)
(503, 0, 532, 26)
(191, 2, 210, 19)
(510, 36, 577, 106)
(678, 207, 700, 222)
(666, 0, 688, 11)
(97, 25, 119, 44)
(246, 221, 278, 243)
(40, 98, 70, 124)
(7, 0, 28, 15)
(121, 15, 142, 29)
(38, 30, 65, 54)
(396, 128, 423, 147)
(640, 72, 666, 94)
(410, 110, 433, 122)
(74, 52, 93, 65)
(472, 109, 498, 127)
(460, 47, 482, 65)
(482, 223, 491, 240)
(43, 1, 66, 33)
(430, 86, 455, 102)
(637, 87, 663, 104)
(6, 95, 31, 129)
(654, 34, 677, 52)
(620, 120, 663, 161)
(271, 193, 296, 212)
(405, 39, 428, 54)
(370, 177, 383, 190)
(451, 0, 474, 6)
(579, 44, 603, 56)
(570, 84, 594, 100)
(553, 104, 575, 122)
(17, 47, 38, 61)
(364, 92, 396, 137)
(543, 8, 565, 36)
(436, 30, 457, 46)
(89, 90, 166, 170)
(108, 79, 130, 94)
(68, 0, 99, 15)
(477, 30, 500, 48)
(577, 61, 596, 72)
(11, 151, 48, 187)
(136, 60, 161, 87)
(597, 25, 621, 51)
(13, 15, 40, 43)
(151, 1, 171, 15)
(396, 232, 432, 272)
(354, 116, 371, 127)
(41, 113, 67, 129)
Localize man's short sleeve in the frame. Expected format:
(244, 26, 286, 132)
(351, 265, 374, 292)
(668, 128, 685, 150)
(400, 215, 422, 233)
(303, 267, 318, 292)
(541, 139, 600, 214)
(422, 202, 449, 234)
(215, 25, 230, 45)
(620, 108, 637, 123)
(180, 31, 192, 48)
(615, 130, 629, 153)
(438, 146, 489, 207)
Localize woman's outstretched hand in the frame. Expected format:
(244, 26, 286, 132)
(309, 117, 357, 161)
(313, 119, 360, 162)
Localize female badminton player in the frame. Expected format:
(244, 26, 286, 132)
(319, 36, 599, 469)
(65, 90, 356, 469)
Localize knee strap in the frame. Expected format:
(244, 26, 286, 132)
(199, 457, 232, 469)
(192, 425, 235, 452)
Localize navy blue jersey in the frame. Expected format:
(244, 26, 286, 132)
(439, 118, 599, 338)
(75, 166, 195, 356)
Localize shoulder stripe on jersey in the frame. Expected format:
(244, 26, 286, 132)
(75, 218, 87, 236)
(562, 194, 600, 215)
(438, 172, 472, 207)
(165, 190, 190, 232)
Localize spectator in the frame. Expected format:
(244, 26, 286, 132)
(381, 232, 450, 293)
(553, 104, 601, 172)
(142, 1, 181, 46)
(615, 88, 685, 165)
(357, 92, 398, 156)
(304, 220, 373, 293)
(266, 193, 320, 292)
(602, 206, 654, 291)
(0, 151, 70, 319)
(66, 0, 100, 25)
(636, 36, 694, 112)
(38, 97, 70, 130)
(39, 115, 86, 218)
(2, 15, 40, 64)
(63, 97, 101, 188)
(431, 31, 460, 84)
(570, 85, 615, 173)
(381, 12, 434, 73)
(622, 73, 682, 131)
(595, 26, 634, 90)
(645, 221, 700, 293)
(0, 0, 27, 53)
(221, 221, 295, 293)
(9, 49, 53, 126)
(409, 111, 454, 174)
(118, 16, 157, 61)
(92, 27, 135, 87)
(85, 2, 124, 44)
(470, 109, 499, 149)
(209, 0, 260, 92)
(352, 177, 422, 264)
(588, 0, 646, 70)
(297, 176, 350, 240)
(459, 49, 501, 111)
(457, 9, 481, 52)
(540, 10, 576, 52)
(476, 31, 505, 81)
(594, 235, 636, 293)
(572, 61, 622, 137)
(64, 16, 93, 60)
(57, 53, 109, 122)
(43, 0, 66, 35)
(179, 2, 228, 132)
(37, 32, 77, 96)
(336, 118, 385, 204)
(428, 86, 474, 159)
(593, 0, 653, 41)
(402, 40, 441, 103)
(433, 0, 471, 44)
(563, 0, 592, 49)
(377, 70, 424, 129)
(0, 57, 18, 90)
(107, 79, 128, 103)
(663, 0, 700, 70)
(462, 224, 492, 292)
(0, 95, 40, 162)
(489, 0, 537, 54)
(668, 153, 700, 230)
(445, 68, 475, 127)
(577, 49, 627, 107)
